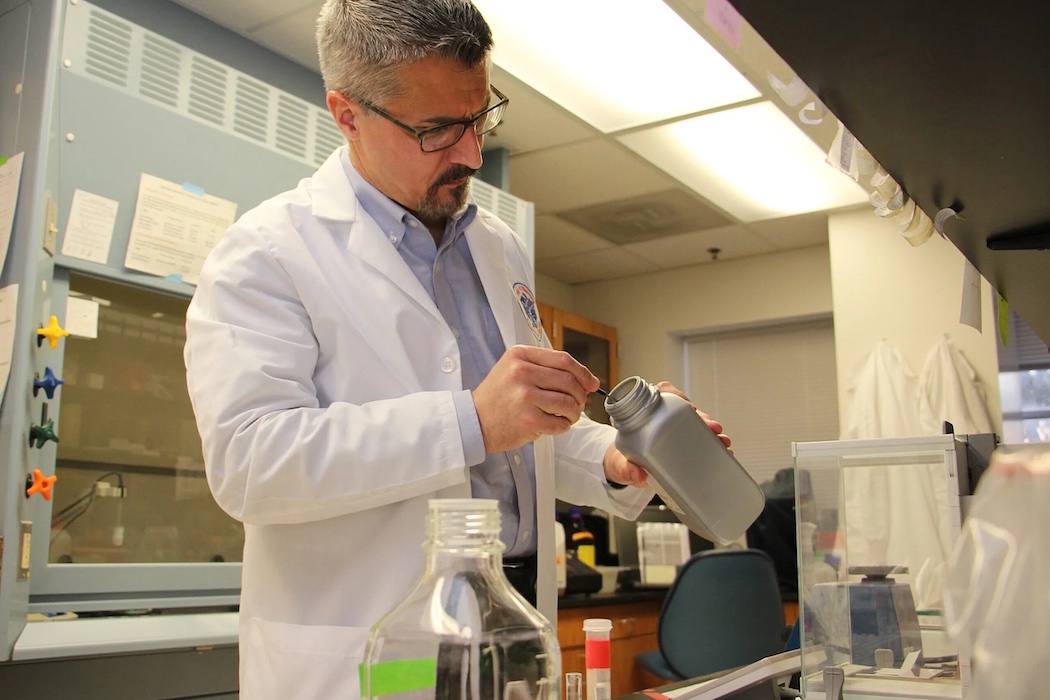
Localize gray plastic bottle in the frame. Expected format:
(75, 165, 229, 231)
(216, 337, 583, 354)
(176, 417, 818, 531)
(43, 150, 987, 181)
(604, 376, 765, 545)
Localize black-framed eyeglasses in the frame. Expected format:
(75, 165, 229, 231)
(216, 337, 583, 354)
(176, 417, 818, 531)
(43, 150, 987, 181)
(356, 85, 509, 153)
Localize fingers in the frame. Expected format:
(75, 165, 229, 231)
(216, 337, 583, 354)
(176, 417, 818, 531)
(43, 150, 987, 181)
(513, 345, 600, 396)
(474, 346, 600, 453)
(656, 380, 699, 413)
(621, 462, 649, 488)
(603, 445, 650, 488)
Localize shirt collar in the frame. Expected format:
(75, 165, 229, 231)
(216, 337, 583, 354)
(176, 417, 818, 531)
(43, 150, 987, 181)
(344, 160, 478, 248)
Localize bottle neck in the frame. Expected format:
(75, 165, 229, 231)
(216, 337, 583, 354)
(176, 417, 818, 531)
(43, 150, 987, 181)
(424, 502, 505, 572)
(605, 377, 661, 432)
(427, 547, 503, 579)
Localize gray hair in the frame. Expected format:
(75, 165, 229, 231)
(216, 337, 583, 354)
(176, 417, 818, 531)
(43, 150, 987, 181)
(316, 0, 493, 104)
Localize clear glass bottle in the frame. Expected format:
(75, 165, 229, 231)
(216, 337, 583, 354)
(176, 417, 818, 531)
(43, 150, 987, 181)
(360, 499, 561, 700)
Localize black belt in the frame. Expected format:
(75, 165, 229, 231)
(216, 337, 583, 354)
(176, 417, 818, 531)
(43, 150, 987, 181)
(503, 555, 538, 606)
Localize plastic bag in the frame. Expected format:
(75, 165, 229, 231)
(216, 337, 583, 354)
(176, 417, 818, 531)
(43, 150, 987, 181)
(944, 445, 1050, 699)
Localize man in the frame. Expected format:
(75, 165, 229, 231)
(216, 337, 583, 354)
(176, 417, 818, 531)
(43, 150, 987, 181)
(184, 1, 728, 698)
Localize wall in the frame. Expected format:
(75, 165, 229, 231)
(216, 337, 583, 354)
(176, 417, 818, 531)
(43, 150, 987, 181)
(535, 271, 576, 313)
(828, 208, 1002, 433)
(569, 244, 835, 387)
(543, 210, 1003, 438)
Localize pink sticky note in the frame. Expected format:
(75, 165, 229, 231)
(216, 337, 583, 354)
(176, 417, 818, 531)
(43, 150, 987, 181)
(704, 0, 743, 51)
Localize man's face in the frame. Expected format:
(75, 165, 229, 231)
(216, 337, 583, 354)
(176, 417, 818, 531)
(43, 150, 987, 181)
(336, 56, 491, 229)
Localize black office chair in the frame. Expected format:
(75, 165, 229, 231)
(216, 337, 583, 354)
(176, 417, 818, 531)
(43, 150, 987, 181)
(636, 549, 788, 681)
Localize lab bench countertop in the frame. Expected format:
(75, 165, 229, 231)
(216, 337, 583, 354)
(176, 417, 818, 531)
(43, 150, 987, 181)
(558, 588, 667, 610)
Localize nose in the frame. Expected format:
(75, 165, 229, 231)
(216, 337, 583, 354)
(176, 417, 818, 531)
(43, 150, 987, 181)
(448, 128, 484, 170)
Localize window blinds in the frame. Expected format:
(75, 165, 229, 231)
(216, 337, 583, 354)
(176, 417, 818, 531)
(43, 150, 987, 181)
(685, 318, 841, 491)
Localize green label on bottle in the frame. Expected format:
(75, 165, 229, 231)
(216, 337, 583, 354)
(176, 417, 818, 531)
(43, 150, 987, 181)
(359, 658, 438, 696)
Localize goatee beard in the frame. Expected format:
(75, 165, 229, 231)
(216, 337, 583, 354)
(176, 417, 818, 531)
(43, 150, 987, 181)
(416, 165, 476, 229)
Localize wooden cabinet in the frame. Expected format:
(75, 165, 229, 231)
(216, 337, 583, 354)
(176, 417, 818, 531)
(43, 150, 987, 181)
(537, 303, 618, 424)
(557, 597, 663, 697)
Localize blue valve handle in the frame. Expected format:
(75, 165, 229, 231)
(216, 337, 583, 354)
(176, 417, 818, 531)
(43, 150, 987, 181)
(34, 366, 64, 399)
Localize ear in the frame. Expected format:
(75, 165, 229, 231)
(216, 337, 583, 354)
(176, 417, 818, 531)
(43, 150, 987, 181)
(326, 90, 362, 141)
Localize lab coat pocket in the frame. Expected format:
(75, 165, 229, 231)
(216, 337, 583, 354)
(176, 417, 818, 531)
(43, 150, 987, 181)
(242, 616, 370, 700)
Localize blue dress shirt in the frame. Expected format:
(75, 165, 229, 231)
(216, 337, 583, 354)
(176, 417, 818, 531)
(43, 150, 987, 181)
(346, 163, 537, 557)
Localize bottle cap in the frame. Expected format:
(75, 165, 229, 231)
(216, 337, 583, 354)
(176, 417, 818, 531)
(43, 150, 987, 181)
(583, 618, 612, 633)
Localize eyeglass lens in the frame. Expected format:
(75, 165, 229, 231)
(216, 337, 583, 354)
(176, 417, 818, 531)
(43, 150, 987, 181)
(420, 101, 506, 152)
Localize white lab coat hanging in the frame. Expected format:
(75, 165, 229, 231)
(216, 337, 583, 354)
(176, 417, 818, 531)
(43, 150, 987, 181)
(185, 147, 650, 700)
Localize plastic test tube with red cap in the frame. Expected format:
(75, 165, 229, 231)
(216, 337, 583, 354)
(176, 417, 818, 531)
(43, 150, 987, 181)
(584, 618, 612, 700)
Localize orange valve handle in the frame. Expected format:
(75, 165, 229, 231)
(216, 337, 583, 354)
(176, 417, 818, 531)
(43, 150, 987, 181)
(26, 468, 58, 501)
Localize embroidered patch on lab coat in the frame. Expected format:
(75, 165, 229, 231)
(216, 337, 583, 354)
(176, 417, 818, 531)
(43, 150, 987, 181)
(513, 282, 543, 341)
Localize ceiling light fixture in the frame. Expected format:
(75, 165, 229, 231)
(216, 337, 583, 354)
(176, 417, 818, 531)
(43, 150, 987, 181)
(618, 101, 869, 221)
(473, 0, 760, 133)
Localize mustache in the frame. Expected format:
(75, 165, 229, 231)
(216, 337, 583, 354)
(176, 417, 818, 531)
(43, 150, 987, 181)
(434, 165, 477, 187)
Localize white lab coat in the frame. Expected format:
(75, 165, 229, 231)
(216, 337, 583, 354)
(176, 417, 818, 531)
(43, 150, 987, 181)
(841, 339, 921, 440)
(919, 334, 995, 436)
(839, 338, 963, 610)
(184, 147, 651, 700)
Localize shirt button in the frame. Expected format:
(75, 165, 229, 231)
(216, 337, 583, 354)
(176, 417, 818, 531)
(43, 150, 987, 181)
(441, 357, 456, 373)
(408, 220, 418, 228)
(513, 454, 522, 466)
(451, 327, 460, 339)
(522, 529, 531, 541)
(434, 261, 442, 274)
(388, 234, 397, 243)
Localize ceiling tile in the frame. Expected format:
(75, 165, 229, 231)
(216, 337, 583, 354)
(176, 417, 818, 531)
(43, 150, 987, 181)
(248, 3, 325, 72)
(509, 139, 676, 214)
(537, 248, 660, 284)
(484, 66, 596, 156)
(534, 214, 614, 260)
(172, 1, 319, 38)
(623, 224, 775, 268)
(747, 210, 834, 248)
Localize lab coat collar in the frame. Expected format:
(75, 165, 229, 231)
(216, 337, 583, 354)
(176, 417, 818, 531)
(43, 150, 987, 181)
(306, 146, 440, 324)
(308, 146, 360, 223)
(307, 147, 516, 348)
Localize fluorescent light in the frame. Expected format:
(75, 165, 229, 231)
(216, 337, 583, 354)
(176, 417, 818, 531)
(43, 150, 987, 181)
(618, 102, 869, 221)
(474, 0, 760, 133)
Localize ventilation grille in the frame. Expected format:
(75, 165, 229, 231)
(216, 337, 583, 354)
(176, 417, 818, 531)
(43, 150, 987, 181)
(470, 179, 534, 261)
(61, 1, 535, 262)
(62, 1, 343, 169)
(83, 10, 132, 88)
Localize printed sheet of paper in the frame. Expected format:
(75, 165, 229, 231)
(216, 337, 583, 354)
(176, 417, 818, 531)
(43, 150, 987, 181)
(959, 259, 983, 332)
(65, 295, 100, 339)
(0, 284, 19, 408)
(62, 189, 120, 264)
(0, 153, 26, 279)
(124, 174, 237, 285)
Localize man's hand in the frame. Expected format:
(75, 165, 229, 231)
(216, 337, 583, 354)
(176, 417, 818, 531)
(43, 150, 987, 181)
(473, 345, 599, 453)
(603, 444, 650, 488)
(603, 380, 733, 488)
